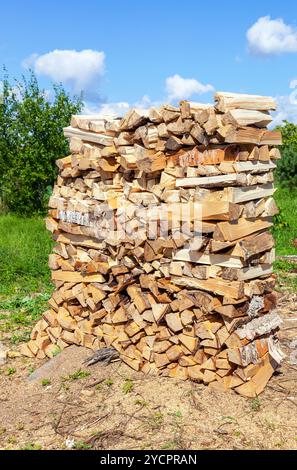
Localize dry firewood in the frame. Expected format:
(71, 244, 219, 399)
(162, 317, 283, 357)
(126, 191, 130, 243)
(222, 109, 273, 128)
(165, 135, 183, 152)
(119, 109, 148, 131)
(25, 92, 283, 397)
(214, 92, 276, 112)
(159, 104, 180, 123)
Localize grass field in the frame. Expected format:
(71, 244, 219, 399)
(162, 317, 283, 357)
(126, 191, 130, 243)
(273, 187, 297, 292)
(0, 214, 53, 344)
(0, 214, 53, 296)
(0, 187, 296, 345)
(273, 187, 297, 256)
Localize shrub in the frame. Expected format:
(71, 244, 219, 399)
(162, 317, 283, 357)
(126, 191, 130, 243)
(276, 143, 297, 188)
(276, 121, 297, 188)
(0, 70, 82, 215)
(277, 120, 297, 146)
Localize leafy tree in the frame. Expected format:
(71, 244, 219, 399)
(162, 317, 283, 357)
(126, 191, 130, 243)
(0, 71, 82, 214)
(275, 121, 297, 188)
(276, 120, 297, 146)
(276, 143, 297, 188)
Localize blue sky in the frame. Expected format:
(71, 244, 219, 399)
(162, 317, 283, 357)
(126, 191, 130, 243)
(1, 0, 297, 122)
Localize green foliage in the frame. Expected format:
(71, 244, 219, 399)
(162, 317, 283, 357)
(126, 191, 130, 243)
(0, 70, 82, 215)
(274, 260, 297, 293)
(52, 346, 61, 357)
(122, 378, 134, 394)
(273, 259, 297, 272)
(104, 378, 114, 387)
(0, 292, 51, 333)
(275, 122, 297, 187)
(276, 121, 297, 146)
(134, 398, 148, 406)
(63, 369, 91, 381)
(10, 331, 31, 344)
(0, 284, 51, 346)
(27, 366, 35, 375)
(73, 440, 92, 450)
(22, 443, 42, 451)
(276, 144, 297, 188)
(250, 397, 261, 412)
(41, 378, 51, 386)
(273, 210, 289, 232)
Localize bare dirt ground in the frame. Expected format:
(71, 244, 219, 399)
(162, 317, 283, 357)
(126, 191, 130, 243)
(1, 291, 297, 451)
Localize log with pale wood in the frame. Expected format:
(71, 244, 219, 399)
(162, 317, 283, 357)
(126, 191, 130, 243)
(22, 91, 285, 398)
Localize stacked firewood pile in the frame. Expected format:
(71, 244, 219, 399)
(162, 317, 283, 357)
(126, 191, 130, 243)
(22, 92, 285, 397)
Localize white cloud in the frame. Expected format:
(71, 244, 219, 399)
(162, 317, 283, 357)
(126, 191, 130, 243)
(133, 95, 163, 114)
(0, 80, 24, 101)
(82, 74, 215, 117)
(83, 94, 162, 117)
(23, 49, 105, 98)
(22, 53, 39, 69)
(84, 101, 130, 116)
(134, 94, 155, 109)
(247, 16, 297, 55)
(270, 94, 297, 127)
(165, 74, 214, 101)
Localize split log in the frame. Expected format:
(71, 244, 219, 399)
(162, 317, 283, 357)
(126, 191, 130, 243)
(215, 92, 276, 112)
(222, 109, 273, 128)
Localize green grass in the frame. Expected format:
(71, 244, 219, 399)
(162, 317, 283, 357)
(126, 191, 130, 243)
(41, 378, 51, 386)
(73, 440, 92, 450)
(273, 187, 297, 256)
(274, 261, 297, 293)
(6, 367, 16, 376)
(22, 443, 42, 451)
(250, 397, 261, 412)
(272, 188, 297, 292)
(104, 378, 114, 387)
(0, 214, 53, 296)
(62, 369, 91, 381)
(122, 378, 134, 394)
(0, 214, 53, 342)
(0, 291, 52, 342)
